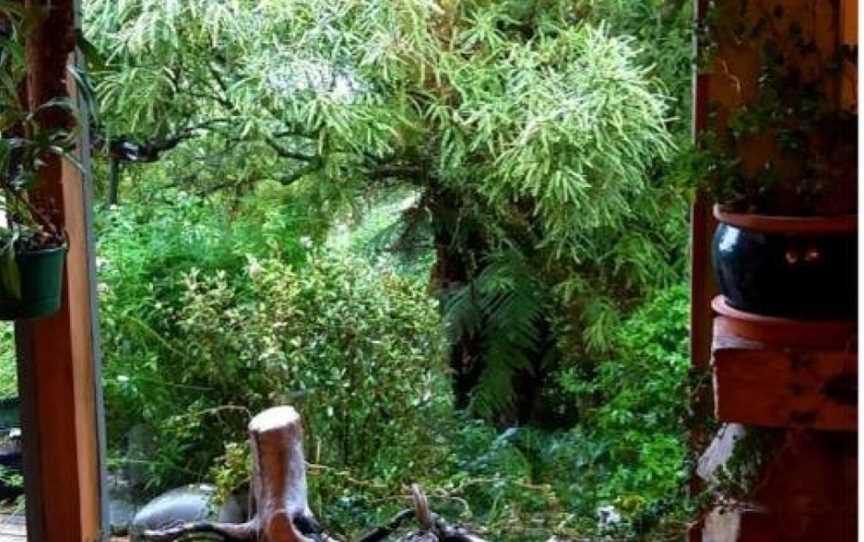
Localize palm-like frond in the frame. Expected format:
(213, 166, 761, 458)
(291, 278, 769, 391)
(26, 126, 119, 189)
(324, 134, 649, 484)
(443, 249, 548, 419)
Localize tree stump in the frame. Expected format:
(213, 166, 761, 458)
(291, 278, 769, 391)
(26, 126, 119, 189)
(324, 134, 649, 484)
(141, 406, 323, 542)
(141, 406, 487, 542)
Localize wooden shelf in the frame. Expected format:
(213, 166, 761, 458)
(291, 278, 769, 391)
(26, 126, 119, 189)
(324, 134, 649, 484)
(711, 297, 857, 431)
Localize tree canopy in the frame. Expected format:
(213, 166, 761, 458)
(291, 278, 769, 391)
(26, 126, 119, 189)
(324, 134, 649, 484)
(85, 0, 691, 420)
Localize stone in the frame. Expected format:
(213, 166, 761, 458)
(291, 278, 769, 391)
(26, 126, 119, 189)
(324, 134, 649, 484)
(130, 483, 247, 536)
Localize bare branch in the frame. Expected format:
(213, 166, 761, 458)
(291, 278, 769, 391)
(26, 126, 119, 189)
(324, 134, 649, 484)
(141, 521, 257, 542)
(264, 136, 317, 162)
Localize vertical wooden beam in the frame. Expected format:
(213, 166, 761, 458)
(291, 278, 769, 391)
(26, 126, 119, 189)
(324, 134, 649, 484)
(841, 0, 858, 111)
(688, 0, 716, 493)
(690, 0, 716, 378)
(687, 4, 717, 540)
(15, 0, 105, 540)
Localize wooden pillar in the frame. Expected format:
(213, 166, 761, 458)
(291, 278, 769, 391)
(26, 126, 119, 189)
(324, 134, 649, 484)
(15, 0, 106, 540)
(688, 5, 718, 534)
(691, 1, 858, 540)
(841, 0, 858, 111)
(690, 0, 716, 375)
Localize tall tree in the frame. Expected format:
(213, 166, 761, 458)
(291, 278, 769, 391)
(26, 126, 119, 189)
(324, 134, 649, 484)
(84, 0, 689, 422)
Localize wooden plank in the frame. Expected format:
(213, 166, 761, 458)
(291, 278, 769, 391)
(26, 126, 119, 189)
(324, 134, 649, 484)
(15, 0, 104, 540)
(698, 429, 857, 541)
(841, 0, 857, 111)
(72, 2, 112, 532)
(712, 337, 857, 430)
(690, 0, 718, 374)
(690, 196, 716, 371)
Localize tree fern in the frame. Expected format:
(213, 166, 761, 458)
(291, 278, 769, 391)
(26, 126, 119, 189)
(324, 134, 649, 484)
(443, 249, 547, 420)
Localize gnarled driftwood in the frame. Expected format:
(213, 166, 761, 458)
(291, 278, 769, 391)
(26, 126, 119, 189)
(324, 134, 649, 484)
(141, 405, 487, 542)
(141, 406, 324, 542)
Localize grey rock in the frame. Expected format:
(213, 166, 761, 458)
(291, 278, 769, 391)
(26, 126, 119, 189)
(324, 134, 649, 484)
(130, 483, 247, 535)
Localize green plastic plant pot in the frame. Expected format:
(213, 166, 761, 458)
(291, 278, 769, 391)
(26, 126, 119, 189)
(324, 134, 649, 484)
(0, 245, 67, 320)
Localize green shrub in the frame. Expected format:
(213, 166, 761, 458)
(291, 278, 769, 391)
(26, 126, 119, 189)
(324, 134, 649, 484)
(101, 223, 452, 493)
(558, 283, 691, 531)
(414, 285, 691, 540)
(97, 188, 318, 488)
(96, 189, 691, 539)
(188, 254, 451, 472)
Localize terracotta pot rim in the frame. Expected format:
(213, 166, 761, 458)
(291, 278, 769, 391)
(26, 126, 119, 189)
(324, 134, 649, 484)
(713, 205, 857, 234)
(711, 296, 856, 327)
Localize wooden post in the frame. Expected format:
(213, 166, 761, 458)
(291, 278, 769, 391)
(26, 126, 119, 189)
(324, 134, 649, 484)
(690, 0, 717, 375)
(688, 1, 717, 527)
(15, 0, 106, 540)
(841, 0, 857, 111)
(142, 406, 321, 542)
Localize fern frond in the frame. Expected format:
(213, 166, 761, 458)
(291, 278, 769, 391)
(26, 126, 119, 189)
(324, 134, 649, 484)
(442, 282, 484, 342)
(443, 248, 550, 419)
(469, 330, 535, 419)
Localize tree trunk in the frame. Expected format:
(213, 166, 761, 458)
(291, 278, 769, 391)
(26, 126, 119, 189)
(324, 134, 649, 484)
(141, 406, 488, 541)
(428, 195, 485, 411)
(141, 406, 324, 542)
(427, 189, 548, 423)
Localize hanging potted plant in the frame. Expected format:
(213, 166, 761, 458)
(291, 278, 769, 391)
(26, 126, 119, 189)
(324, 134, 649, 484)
(0, 135, 69, 320)
(700, 2, 857, 320)
(0, 8, 74, 320)
(0, 224, 66, 321)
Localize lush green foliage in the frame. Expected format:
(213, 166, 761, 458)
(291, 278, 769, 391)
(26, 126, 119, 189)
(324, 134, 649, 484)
(83, 0, 693, 419)
(298, 283, 693, 540)
(0, 324, 14, 399)
(98, 191, 450, 492)
(20, 1, 705, 539)
(85, 175, 695, 538)
(559, 284, 691, 513)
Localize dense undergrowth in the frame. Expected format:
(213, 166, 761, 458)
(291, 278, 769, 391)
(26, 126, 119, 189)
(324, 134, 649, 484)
(90, 183, 693, 540)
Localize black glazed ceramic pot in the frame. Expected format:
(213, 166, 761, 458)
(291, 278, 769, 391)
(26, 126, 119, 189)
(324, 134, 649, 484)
(712, 206, 857, 320)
